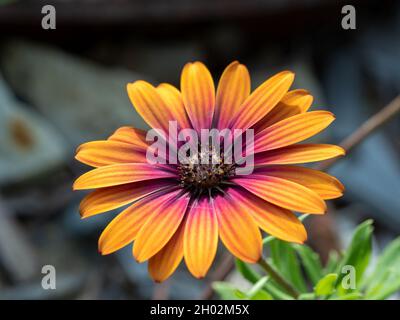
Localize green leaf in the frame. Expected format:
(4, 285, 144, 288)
(213, 279, 274, 301)
(293, 244, 323, 285)
(262, 281, 295, 300)
(299, 214, 310, 222)
(298, 293, 316, 300)
(212, 282, 247, 300)
(314, 273, 338, 296)
(247, 276, 268, 296)
(235, 259, 293, 300)
(262, 235, 274, 245)
(250, 290, 273, 300)
(247, 277, 273, 300)
(325, 250, 340, 274)
(366, 278, 400, 300)
(235, 259, 262, 284)
(331, 292, 362, 300)
(363, 237, 400, 299)
(269, 239, 307, 292)
(335, 220, 373, 288)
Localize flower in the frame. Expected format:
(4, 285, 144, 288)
(73, 61, 345, 282)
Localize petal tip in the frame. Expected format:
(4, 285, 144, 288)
(72, 177, 86, 190)
(193, 61, 205, 67)
(79, 208, 92, 220)
(241, 249, 262, 264)
(75, 144, 84, 154)
(281, 70, 295, 79)
(245, 256, 261, 264)
(78, 207, 85, 218)
(326, 111, 335, 119)
(98, 241, 111, 255)
(99, 249, 110, 256)
(72, 181, 79, 191)
(296, 232, 308, 244)
(126, 82, 135, 92)
(289, 226, 308, 244)
(190, 272, 205, 280)
(133, 249, 147, 263)
(182, 62, 194, 70)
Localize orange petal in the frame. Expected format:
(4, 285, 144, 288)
(258, 165, 345, 200)
(214, 61, 250, 130)
(148, 216, 186, 282)
(79, 180, 175, 218)
(127, 80, 176, 133)
(156, 83, 192, 130)
(255, 144, 345, 165)
(184, 197, 218, 278)
(108, 126, 148, 150)
(229, 71, 294, 130)
(234, 175, 326, 214)
(73, 163, 177, 190)
(213, 193, 262, 263)
(279, 89, 313, 113)
(133, 192, 190, 262)
(254, 89, 313, 131)
(254, 111, 335, 153)
(75, 140, 147, 167)
(181, 62, 215, 132)
(98, 190, 174, 255)
(228, 188, 307, 243)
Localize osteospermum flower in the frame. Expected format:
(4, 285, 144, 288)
(73, 61, 345, 282)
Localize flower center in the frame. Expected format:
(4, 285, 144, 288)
(178, 149, 235, 195)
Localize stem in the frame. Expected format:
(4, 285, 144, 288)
(316, 94, 400, 171)
(257, 256, 299, 299)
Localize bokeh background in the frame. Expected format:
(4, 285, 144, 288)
(0, 0, 399, 299)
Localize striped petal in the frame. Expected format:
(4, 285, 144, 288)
(133, 191, 190, 262)
(98, 190, 174, 255)
(228, 188, 307, 243)
(184, 197, 218, 278)
(255, 144, 345, 165)
(156, 83, 192, 130)
(254, 89, 313, 131)
(73, 163, 177, 190)
(108, 126, 148, 150)
(127, 80, 176, 134)
(229, 71, 294, 130)
(258, 165, 345, 200)
(214, 193, 262, 263)
(79, 180, 175, 218)
(148, 217, 186, 282)
(254, 111, 335, 153)
(234, 175, 326, 214)
(75, 140, 147, 167)
(181, 62, 215, 132)
(214, 61, 250, 130)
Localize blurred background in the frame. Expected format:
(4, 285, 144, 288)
(0, 0, 399, 299)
